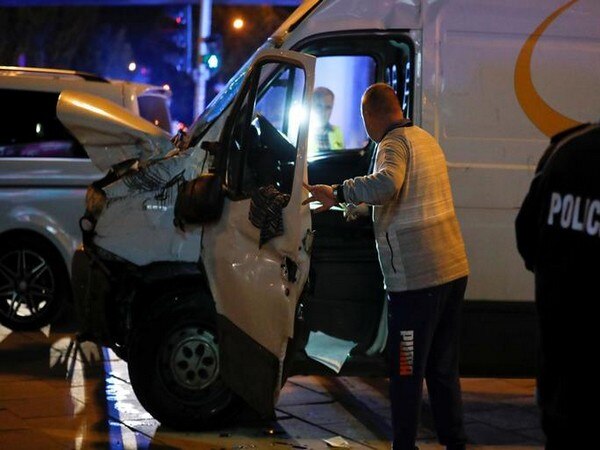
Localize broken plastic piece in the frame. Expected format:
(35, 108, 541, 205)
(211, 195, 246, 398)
(305, 331, 356, 373)
(323, 436, 350, 448)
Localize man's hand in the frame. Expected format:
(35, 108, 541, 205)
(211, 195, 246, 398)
(344, 202, 370, 221)
(302, 183, 338, 213)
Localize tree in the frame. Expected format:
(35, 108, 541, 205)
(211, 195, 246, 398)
(212, 6, 293, 79)
(0, 8, 99, 69)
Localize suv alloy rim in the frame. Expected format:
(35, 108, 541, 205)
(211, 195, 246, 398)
(0, 249, 55, 323)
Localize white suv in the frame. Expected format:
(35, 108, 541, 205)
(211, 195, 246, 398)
(0, 66, 173, 330)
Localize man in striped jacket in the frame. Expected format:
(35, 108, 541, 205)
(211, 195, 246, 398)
(304, 83, 469, 450)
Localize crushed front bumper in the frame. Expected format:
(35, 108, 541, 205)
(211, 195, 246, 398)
(71, 247, 113, 344)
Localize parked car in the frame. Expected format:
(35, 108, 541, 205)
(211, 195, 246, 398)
(65, 0, 599, 429)
(0, 66, 172, 330)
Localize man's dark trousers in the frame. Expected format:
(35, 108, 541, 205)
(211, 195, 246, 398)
(388, 276, 468, 450)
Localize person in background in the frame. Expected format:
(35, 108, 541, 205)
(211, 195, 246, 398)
(516, 122, 599, 450)
(309, 86, 345, 153)
(304, 83, 469, 450)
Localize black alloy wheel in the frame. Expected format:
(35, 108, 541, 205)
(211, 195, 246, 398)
(0, 237, 68, 331)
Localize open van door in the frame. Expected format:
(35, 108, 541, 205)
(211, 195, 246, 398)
(201, 49, 315, 417)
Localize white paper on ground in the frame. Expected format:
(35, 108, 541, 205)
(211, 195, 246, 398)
(305, 331, 356, 373)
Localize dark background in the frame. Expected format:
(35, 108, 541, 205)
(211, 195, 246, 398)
(0, 4, 294, 126)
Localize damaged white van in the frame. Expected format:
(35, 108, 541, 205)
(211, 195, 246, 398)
(65, 0, 599, 428)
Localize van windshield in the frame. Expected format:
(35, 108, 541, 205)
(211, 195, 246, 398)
(188, 41, 275, 146)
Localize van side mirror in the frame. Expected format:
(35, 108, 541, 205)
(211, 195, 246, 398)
(174, 173, 224, 230)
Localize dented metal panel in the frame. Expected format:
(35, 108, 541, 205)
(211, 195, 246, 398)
(200, 49, 315, 411)
(92, 153, 202, 266)
(57, 90, 173, 172)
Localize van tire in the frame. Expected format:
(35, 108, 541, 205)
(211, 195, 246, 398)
(0, 235, 69, 331)
(127, 296, 241, 430)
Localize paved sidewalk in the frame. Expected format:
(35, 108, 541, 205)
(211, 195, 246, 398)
(0, 324, 544, 449)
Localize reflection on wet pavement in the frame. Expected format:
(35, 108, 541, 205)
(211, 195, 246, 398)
(0, 323, 544, 449)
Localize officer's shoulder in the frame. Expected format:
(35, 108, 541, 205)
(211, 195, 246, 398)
(542, 123, 600, 174)
(550, 123, 594, 146)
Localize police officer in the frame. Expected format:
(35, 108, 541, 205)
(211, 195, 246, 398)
(516, 122, 600, 449)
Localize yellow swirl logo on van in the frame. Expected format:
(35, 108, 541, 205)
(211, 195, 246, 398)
(514, 0, 581, 137)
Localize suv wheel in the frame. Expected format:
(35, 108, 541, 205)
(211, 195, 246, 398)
(0, 237, 68, 330)
(127, 299, 241, 430)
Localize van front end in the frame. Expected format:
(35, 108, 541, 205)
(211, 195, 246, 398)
(59, 88, 243, 428)
(70, 169, 241, 429)
(70, 154, 207, 353)
(70, 239, 239, 430)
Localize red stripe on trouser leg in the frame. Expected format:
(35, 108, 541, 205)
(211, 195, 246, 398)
(399, 330, 414, 375)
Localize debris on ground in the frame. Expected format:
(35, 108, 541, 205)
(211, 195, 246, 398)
(323, 436, 351, 448)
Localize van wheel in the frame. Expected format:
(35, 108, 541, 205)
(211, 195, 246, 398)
(0, 237, 68, 331)
(127, 301, 241, 430)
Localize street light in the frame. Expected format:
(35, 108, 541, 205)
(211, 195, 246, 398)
(233, 18, 244, 30)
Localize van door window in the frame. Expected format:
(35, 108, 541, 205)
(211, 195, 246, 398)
(225, 62, 307, 198)
(299, 35, 414, 185)
(255, 66, 306, 148)
(187, 41, 276, 146)
(308, 55, 376, 157)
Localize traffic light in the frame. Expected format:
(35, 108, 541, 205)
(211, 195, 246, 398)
(201, 34, 222, 74)
(160, 6, 192, 73)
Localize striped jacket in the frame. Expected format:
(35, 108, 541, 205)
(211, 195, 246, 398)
(342, 124, 469, 292)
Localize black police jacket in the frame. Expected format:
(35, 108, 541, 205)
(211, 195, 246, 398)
(515, 122, 600, 273)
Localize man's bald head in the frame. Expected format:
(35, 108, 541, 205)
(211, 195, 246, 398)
(361, 83, 404, 143)
(362, 83, 403, 117)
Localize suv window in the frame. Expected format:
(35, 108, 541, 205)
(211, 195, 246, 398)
(0, 89, 86, 159)
(138, 94, 172, 133)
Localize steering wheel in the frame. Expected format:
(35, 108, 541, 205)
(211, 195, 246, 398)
(254, 113, 296, 162)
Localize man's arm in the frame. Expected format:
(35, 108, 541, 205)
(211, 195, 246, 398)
(303, 137, 408, 212)
(343, 138, 408, 205)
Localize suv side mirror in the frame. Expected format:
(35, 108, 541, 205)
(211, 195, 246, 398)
(174, 173, 224, 230)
